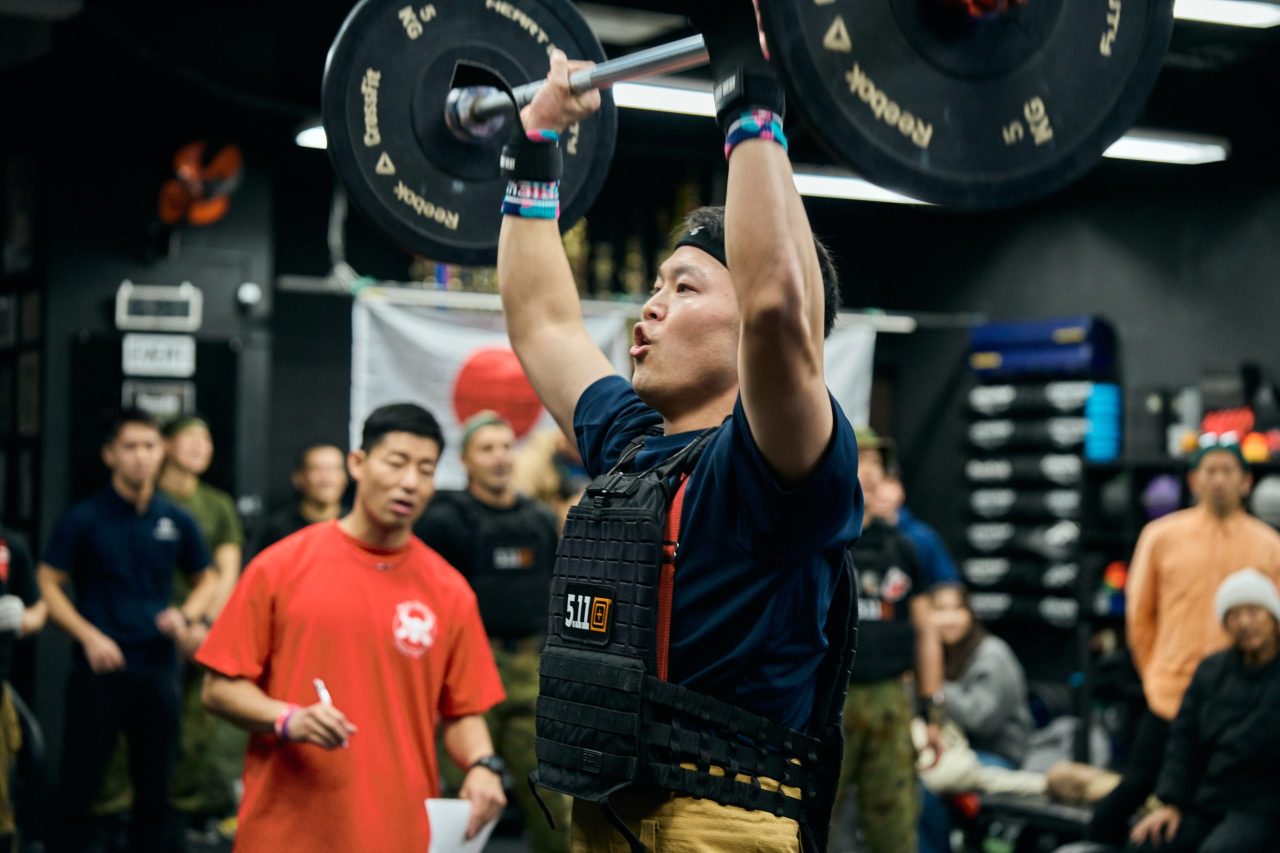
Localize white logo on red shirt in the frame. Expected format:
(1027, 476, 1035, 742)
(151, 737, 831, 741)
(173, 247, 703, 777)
(392, 600, 437, 658)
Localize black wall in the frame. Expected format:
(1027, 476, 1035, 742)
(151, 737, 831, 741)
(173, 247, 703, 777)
(264, 289, 352, 516)
(802, 159, 1280, 554)
(5, 14, 280, 771)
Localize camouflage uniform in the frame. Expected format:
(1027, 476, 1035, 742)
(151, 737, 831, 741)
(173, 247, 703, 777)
(833, 678, 919, 853)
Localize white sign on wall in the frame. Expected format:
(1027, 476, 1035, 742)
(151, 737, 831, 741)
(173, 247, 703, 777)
(122, 333, 197, 378)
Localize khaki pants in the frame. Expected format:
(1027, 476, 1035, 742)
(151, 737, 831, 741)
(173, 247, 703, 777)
(570, 785, 801, 852)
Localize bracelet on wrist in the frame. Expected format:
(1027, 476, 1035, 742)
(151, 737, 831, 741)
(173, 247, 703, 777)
(724, 109, 788, 160)
(274, 703, 301, 742)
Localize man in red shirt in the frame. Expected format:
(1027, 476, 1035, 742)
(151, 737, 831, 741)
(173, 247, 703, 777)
(197, 403, 507, 852)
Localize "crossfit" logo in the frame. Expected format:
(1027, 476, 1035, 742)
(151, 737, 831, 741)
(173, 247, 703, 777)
(563, 583, 613, 644)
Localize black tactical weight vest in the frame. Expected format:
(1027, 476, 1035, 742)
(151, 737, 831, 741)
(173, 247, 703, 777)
(529, 426, 859, 853)
(430, 491, 555, 640)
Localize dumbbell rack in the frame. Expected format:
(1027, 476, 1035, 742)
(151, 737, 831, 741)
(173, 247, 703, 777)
(962, 378, 1094, 685)
(958, 316, 1121, 749)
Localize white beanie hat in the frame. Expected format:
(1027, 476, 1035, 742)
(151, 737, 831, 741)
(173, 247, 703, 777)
(1215, 567, 1280, 625)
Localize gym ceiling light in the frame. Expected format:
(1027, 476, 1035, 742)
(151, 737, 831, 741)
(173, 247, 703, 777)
(1174, 0, 1280, 27)
(1102, 129, 1231, 165)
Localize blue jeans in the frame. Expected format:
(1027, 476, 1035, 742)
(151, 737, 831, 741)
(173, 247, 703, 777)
(919, 751, 1015, 853)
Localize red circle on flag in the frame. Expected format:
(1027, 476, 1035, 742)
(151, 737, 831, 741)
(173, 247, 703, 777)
(452, 347, 544, 438)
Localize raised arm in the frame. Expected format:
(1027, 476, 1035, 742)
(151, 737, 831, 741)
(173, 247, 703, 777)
(698, 3, 834, 484)
(497, 51, 615, 437)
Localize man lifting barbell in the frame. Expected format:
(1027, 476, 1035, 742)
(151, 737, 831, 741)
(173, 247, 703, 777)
(497, 3, 861, 851)
(316, 0, 1181, 848)
(321, 0, 1176, 264)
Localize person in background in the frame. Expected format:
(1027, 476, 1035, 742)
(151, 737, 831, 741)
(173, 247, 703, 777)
(877, 467, 959, 587)
(835, 427, 944, 853)
(157, 415, 246, 831)
(1088, 437, 1280, 844)
(198, 404, 506, 852)
(0, 525, 46, 852)
(254, 443, 348, 552)
(416, 410, 568, 852)
(1127, 568, 1280, 851)
(919, 582, 1033, 853)
(930, 583, 1031, 768)
(511, 428, 588, 534)
(39, 408, 216, 853)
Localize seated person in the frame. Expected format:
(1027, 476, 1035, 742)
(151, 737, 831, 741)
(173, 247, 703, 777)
(932, 582, 1032, 768)
(1127, 568, 1280, 852)
(921, 583, 1034, 853)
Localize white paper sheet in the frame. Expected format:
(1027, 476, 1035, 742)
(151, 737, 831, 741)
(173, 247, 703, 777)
(426, 798, 499, 853)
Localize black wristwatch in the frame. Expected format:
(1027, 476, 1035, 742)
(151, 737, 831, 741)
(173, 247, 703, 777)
(918, 691, 947, 727)
(470, 754, 507, 778)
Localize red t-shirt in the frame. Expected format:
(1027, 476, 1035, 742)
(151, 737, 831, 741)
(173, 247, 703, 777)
(196, 520, 505, 852)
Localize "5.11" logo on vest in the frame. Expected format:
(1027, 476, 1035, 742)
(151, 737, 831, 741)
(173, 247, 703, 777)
(562, 582, 614, 645)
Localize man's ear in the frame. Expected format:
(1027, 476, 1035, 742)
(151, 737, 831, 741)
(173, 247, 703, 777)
(347, 449, 366, 483)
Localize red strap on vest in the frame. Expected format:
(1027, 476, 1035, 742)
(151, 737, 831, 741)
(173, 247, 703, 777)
(656, 476, 688, 682)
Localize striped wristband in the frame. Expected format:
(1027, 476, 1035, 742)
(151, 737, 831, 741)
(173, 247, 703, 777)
(501, 179, 560, 220)
(724, 109, 788, 159)
(274, 703, 300, 742)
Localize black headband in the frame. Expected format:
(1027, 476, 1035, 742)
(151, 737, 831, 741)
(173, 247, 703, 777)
(673, 225, 727, 269)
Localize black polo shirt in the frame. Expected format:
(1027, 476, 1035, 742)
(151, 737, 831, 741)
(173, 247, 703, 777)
(43, 485, 211, 672)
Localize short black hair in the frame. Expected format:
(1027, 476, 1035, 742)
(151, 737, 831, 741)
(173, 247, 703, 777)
(101, 407, 160, 447)
(673, 206, 842, 338)
(360, 403, 445, 454)
(293, 442, 346, 472)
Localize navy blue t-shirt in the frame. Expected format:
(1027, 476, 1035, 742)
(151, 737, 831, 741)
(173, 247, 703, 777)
(574, 376, 863, 730)
(43, 485, 211, 672)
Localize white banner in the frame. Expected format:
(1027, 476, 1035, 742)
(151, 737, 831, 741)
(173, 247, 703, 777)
(824, 319, 877, 429)
(351, 292, 631, 489)
(351, 292, 876, 489)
